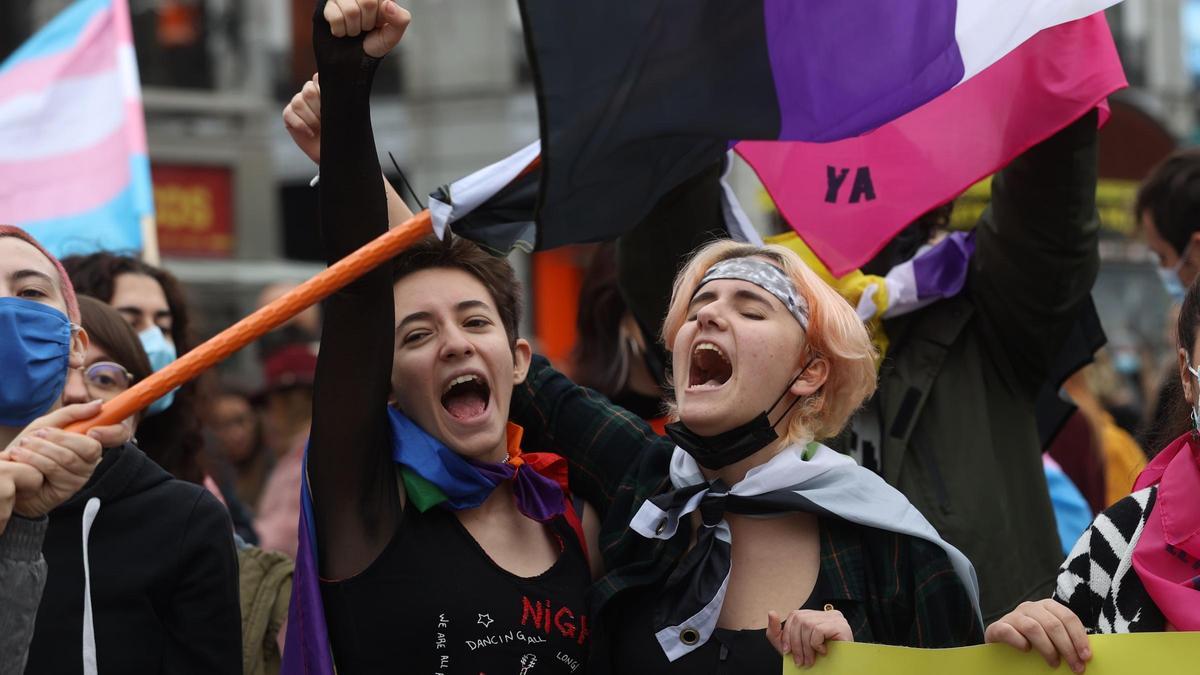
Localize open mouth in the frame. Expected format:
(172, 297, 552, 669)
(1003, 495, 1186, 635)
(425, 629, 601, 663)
(441, 373, 491, 421)
(688, 342, 732, 390)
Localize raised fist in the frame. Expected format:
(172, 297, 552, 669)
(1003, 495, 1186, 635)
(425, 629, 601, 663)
(283, 73, 322, 164)
(321, 0, 411, 60)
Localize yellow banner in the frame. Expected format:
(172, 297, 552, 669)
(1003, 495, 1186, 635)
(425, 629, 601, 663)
(783, 633, 1200, 675)
(947, 177, 1140, 236)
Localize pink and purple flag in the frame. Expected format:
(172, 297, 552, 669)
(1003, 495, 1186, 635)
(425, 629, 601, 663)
(0, 0, 153, 257)
(738, 12, 1128, 275)
(516, 0, 1123, 262)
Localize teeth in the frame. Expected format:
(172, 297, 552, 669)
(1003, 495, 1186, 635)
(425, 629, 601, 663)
(694, 342, 728, 363)
(444, 374, 480, 394)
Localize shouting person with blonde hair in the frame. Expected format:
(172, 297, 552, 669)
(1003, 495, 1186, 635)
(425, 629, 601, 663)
(512, 240, 983, 673)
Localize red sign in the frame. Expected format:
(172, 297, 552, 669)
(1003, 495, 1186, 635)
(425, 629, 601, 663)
(152, 164, 234, 258)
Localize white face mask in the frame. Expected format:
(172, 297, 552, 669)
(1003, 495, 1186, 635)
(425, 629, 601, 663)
(1188, 359, 1200, 432)
(1159, 263, 1186, 304)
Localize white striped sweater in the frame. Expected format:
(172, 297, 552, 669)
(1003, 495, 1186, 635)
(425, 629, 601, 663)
(1052, 487, 1165, 633)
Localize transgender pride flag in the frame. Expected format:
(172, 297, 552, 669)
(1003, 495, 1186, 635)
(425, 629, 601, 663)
(0, 0, 152, 256)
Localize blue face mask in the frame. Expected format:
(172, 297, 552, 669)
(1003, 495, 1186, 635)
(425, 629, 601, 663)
(138, 325, 178, 416)
(1113, 350, 1142, 376)
(1158, 264, 1186, 304)
(0, 298, 73, 427)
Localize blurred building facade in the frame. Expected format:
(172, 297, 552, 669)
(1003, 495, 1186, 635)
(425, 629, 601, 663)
(4, 0, 542, 379)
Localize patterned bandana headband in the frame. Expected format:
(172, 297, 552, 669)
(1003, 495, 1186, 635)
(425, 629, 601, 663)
(697, 257, 810, 330)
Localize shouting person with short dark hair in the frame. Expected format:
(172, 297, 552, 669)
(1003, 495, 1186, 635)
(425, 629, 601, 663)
(287, 3, 599, 673)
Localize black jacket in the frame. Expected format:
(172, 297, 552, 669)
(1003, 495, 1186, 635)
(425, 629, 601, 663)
(25, 443, 241, 674)
(846, 112, 1100, 619)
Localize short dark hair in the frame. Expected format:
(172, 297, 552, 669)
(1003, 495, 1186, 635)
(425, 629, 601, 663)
(78, 295, 154, 389)
(391, 235, 522, 345)
(1135, 148, 1200, 256)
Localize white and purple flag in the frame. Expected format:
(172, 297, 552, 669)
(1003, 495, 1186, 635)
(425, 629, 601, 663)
(738, 11, 1127, 275)
(516, 0, 1124, 267)
(0, 0, 153, 256)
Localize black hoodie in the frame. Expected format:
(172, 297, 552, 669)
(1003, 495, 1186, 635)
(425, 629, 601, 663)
(24, 443, 241, 674)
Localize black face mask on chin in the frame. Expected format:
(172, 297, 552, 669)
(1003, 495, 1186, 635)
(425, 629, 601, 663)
(664, 360, 815, 471)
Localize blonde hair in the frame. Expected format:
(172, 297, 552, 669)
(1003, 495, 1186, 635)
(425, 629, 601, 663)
(661, 240, 877, 443)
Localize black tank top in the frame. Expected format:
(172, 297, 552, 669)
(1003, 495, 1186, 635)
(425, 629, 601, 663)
(321, 503, 592, 674)
(607, 556, 833, 674)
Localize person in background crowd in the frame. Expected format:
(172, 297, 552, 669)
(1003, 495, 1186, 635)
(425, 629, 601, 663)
(253, 343, 317, 557)
(208, 385, 272, 509)
(239, 538, 294, 675)
(1137, 149, 1200, 456)
(62, 253, 204, 482)
(1138, 148, 1200, 302)
(1046, 410, 1106, 516)
(569, 243, 668, 431)
(1141, 371, 1188, 459)
(75, 299, 293, 673)
(987, 274, 1200, 672)
(62, 251, 259, 543)
(1141, 307, 1184, 451)
(1042, 454, 1092, 557)
(0, 227, 240, 674)
(1102, 346, 1150, 435)
(256, 281, 321, 361)
(514, 239, 983, 672)
(258, 344, 316, 464)
(73, 296, 154, 410)
(1063, 367, 1146, 508)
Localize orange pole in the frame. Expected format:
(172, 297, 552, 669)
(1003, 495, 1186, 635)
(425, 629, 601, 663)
(66, 210, 433, 434)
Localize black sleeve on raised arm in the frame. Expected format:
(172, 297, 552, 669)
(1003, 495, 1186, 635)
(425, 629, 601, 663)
(307, 3, 400, 580)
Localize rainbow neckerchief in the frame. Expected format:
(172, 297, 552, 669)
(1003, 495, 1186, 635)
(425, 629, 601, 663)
(281, 409, 575, 674)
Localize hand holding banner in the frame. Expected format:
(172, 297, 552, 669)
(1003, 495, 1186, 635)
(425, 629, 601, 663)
(783, 633, 1200, 675)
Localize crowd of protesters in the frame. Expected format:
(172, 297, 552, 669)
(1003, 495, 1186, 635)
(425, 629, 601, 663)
(4, 1, 1200, 674)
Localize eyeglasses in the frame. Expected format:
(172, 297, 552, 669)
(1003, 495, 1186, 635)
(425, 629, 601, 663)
(77, 361, 134, 398)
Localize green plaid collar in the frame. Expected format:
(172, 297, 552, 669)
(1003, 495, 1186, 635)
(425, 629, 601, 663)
(814, 517, 869, 605)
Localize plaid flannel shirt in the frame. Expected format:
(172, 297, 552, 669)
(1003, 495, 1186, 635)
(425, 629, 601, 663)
(511, 356, 983, 655)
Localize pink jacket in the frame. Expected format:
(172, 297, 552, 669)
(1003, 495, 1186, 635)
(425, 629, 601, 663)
(254, 440, 304, 558)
